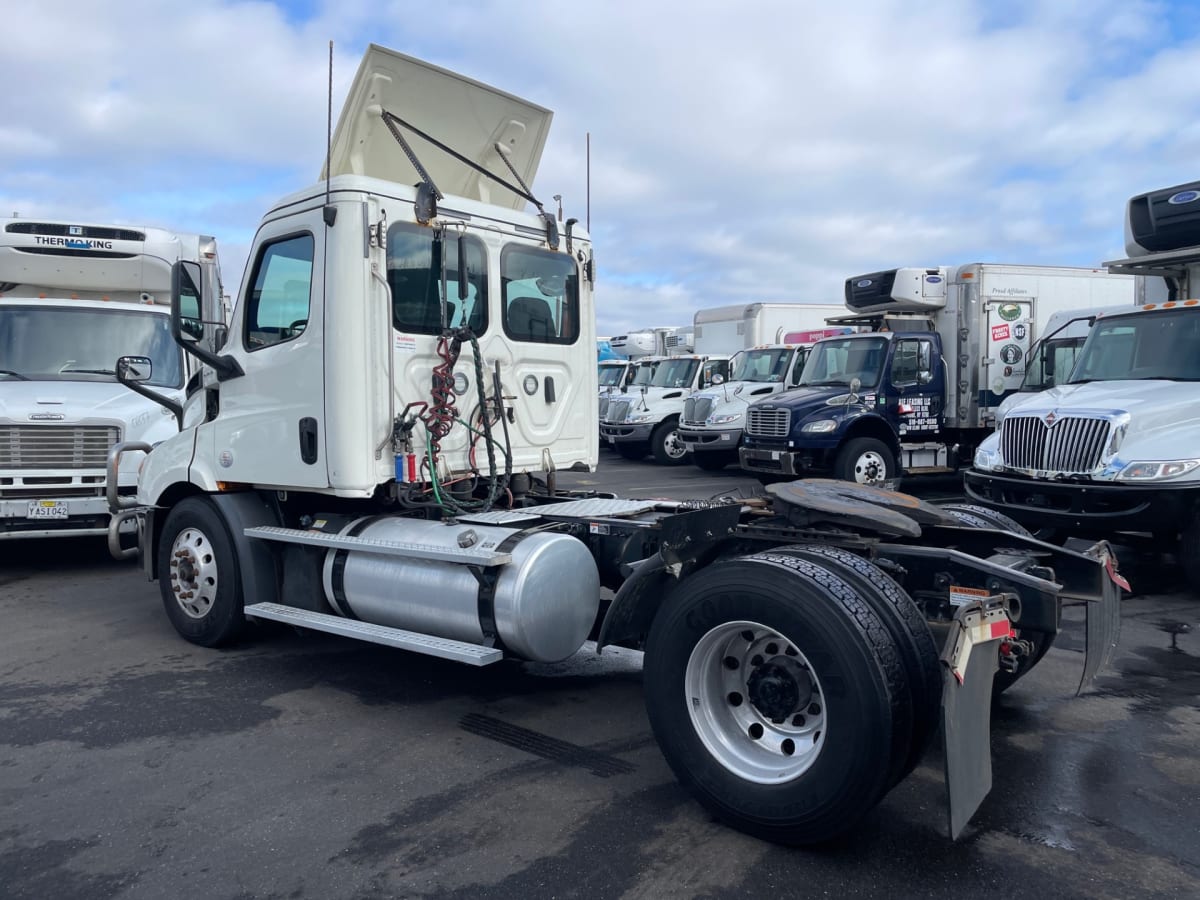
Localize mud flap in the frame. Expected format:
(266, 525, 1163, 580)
(1080, 543, 1125, 694)
(940, 599, 1011, 840)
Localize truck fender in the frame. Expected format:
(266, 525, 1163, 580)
(596, 553, 676, 651)
(208, 492, 282, 611)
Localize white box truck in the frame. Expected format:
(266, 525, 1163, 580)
(694, 302, 845, 353)
(740, 265, 1139, 485)
(968, 180, 1200, 592)
(104, 44, 1122, 846)
(0, 218, 222, 549)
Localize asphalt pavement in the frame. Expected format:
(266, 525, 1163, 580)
(1, 455, 1197, 899)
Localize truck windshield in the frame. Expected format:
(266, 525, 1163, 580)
(797, 337, 888, 388)
(0, 306, 183, 387)
(651, 358, 700, 388)
(1023, 337, 1085, 391)
(731, 348, 793, 383)
(598, 364, 627, 386)
(631, 362, 658, 386)
(1069, 309, 1200, 383)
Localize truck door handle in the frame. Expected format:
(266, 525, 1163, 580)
(544, 376, 556, 403)
(299, 417, 319, 464)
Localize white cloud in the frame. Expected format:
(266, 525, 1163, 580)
(3, 0, 1200, 332)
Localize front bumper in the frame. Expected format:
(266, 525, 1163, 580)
(0, 494, 122, 539)
(964, 469, 1200, 534)
(679, 427, 743, 452)
(600, 423, 654, 444)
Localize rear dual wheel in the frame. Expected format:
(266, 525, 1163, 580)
(643, 551, 932, 844)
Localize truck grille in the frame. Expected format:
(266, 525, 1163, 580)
(605, 400, 631, 424)
(0, 425, 120, 469)
(746, 408, 790, 438)
(683, 397, 713, 425)
(1000, 414, 1112, 474)
(597, 397, 610, 419)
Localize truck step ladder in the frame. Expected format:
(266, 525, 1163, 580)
(244, 602, 503, 666)
(243, 525, 512, 566)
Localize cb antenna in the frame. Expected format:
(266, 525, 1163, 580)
(323, 40, 337, 226)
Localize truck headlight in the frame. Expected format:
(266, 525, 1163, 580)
(1116, 459, 1200, 481)
(627, 413, 655, 424)
(801, 419, 838, 433)
(707, 414, 742, 425)
(974, 446, 1001, 471)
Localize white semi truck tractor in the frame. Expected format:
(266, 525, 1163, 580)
(107, 45, 1123, 845)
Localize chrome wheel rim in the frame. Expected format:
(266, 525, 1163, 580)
(684, 620, 826, 783)
(168, 526, 219, 619)
(663, 428, 688, 459)
(851, 450, 889, 485)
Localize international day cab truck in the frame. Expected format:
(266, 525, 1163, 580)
(968, 180, 1200, 593)
(739, 265, 1138, 485)
(106, 45, 1123, 845)
(0, 218, 222, 546)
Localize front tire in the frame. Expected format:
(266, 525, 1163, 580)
(651, 417, 690, 466)
(693, 450, 736, 471)
(1180, 511, 1200, 596)
(835, 437, 896, 486)
(643, 553, 906, 845)
(157, 497, 245, 647)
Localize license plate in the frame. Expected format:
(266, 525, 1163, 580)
(27, 500, 69, 520)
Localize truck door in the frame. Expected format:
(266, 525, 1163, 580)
(200, 212, 327, 488)
(886, 337, 943, 439)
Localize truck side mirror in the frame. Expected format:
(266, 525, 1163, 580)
(173, 260, 205, 342)
(711, 373, 725, 386)
(116, 355, 153, 384)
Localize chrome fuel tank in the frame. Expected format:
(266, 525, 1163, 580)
(320, 517, 600, 662)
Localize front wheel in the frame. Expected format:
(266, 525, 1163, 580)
(1181, 511, 1200, 596)
(835, 437, 896, 486)
(651, 418, 690, 466)
(643, 554, 905, 845)
(693, 449, 737, 471)
(157, 497, 245, 647)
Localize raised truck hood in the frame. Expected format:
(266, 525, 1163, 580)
(323, 44, 553, 211)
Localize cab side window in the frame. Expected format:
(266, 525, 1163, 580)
(502, 244, 579, 344)
(244, 234, 314, 350)
(891, 339, 933, 386)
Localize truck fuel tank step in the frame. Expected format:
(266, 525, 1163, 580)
(244, 602, 503, 665)
(243, 525, 512, 566)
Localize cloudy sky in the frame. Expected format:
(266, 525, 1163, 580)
(4, 0, 1199, 333)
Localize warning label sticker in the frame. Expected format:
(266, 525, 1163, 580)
(991, 323, 1010, 342)
(949, 585, 990, 607)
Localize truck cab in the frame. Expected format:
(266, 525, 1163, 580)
(599, 353, 730, 464)
(0, 218, 221, 544)
(968, 178, 1200, 593)
(739, 330, 947, 484)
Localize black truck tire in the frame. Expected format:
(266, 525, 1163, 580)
(614, 442, 648, 461)
(643, 553, 906, 845)
(650, 417, 690, 465)
(938, 503, 1034, 537)
(936, 501, 1052, 693)
(157, 497, 246, 647)
(693, 449, 737, 471)
(1181, 511, 1200, 596)
(773, 545, 941, 785)
(835, 437, 896, 486)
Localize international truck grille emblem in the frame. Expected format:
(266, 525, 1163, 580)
(1043, 411, 1058, 427)
(29, 412, 65, 421)
(1168, 190, 1200, 205)
(856, 279, 873, 288)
